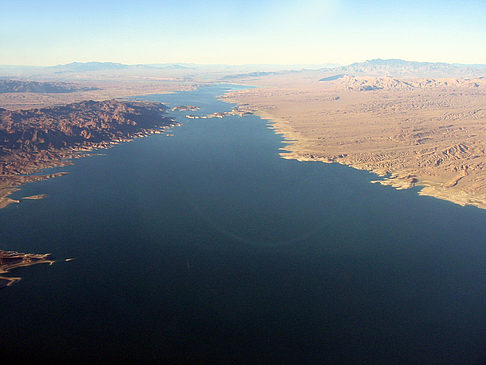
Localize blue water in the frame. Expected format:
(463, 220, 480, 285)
(1, 85, 486, 363)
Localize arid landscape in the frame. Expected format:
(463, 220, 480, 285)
(0, 95, 177, 209)
(0, 250, 54, 288)
(5, 0, 486, 362)
(223, 60, 486, 209)
(2, 60, 486, 211)
(2, 59, 486, 290)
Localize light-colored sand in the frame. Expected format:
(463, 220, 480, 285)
(223, 73, 486, 209)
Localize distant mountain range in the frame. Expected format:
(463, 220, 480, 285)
(319, 74, 483, 91)
(222, 71, 279, 80)
(218, 59, 486, 80)
(48, 62, 131, 73)
(46, 62, 198, 73)
(1, 59, 485, 79)
(0, 80, 99, 93)
(327, 59, 486, 78)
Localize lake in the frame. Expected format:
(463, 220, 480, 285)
(1, 85, 486, 363)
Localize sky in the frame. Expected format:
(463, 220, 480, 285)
(1, 0, 485, 66)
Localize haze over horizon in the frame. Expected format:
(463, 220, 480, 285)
(2, 58, 486, 69)
(2, 0, 485, 66)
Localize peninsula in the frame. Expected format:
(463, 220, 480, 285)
(0, 250, 54, 288)
(0, 99, 176, 208)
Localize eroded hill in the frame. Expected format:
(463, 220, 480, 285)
(0, 99, 175, 208)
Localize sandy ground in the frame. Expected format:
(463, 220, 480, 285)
(223, 73, 486, 209)
(3, 69, 486, 210)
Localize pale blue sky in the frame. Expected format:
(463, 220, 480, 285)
(1, 0, 485, 65)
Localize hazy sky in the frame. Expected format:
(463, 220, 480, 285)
(1, 0, 485, 66)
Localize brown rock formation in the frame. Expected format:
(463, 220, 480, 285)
(0, 99, 175, 208)
(0, 250, 54, 288)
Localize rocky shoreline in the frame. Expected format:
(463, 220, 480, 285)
(185, 107, 252, 119)
(0, 250, 55, 288)
(0, 99, 178, 209)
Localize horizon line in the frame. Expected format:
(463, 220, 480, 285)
(2, 58, 486, 69)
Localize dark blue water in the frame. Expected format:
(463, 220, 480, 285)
(2, 85, 486, 364)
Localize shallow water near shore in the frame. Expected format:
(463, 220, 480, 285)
(1, 85, 486, 363)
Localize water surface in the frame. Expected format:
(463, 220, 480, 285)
(1, 85, 486, 363)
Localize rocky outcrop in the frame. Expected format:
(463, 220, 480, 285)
(0, 250, 54, 288)
(0, 99, 175, 207)
(0, 99, 170, 156)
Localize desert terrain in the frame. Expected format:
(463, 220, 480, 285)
(223, 60, 486, 209)
(0, 98, 176, 209)
(2, 60, 486, 212)
(0, 250, 54, 288)
(0, 67, 194, 287)
(0, 80, 194, 110)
